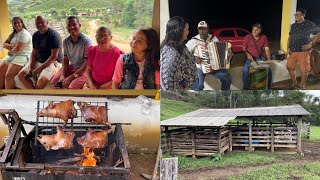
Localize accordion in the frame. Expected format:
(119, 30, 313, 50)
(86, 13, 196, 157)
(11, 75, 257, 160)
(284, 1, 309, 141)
(195, 41, 231, 73)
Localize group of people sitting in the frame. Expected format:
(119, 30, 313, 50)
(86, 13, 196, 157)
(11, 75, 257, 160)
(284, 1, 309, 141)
(1, 15, 160, 90)
(160, 8, 320, 90)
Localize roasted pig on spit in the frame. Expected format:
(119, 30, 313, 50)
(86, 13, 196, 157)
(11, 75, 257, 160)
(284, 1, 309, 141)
(37, 99, 77, 127)
(36, 126, 75, 151)
(77, 102, 111, 127)
(77, 128, 113, 149)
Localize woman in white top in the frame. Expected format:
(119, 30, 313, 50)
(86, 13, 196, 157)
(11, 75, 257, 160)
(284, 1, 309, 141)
(1, 16, 32, 89)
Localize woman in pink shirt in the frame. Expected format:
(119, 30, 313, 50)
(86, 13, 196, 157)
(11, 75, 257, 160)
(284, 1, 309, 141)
(112, 27, 160, 89)
(86, 26, 124, 89)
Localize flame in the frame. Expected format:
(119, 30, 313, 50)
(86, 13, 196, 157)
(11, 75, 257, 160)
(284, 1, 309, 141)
(81, 147, 97, 166)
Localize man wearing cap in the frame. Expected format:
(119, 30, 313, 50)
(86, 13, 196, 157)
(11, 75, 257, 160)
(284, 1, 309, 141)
(287, 8, 320, 89)
(186, 21, 232, 90)
(242, 23, 272, 90)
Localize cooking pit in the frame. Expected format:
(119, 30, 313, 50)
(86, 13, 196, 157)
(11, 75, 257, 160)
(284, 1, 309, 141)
(0, 100, 130, 180)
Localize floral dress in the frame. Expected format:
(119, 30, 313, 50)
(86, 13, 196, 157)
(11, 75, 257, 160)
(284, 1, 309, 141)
(160, 45, 197, 90)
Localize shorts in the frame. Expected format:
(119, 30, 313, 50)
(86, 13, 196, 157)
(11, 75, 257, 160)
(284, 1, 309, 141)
(286, 51, 310, 73)
(2, 55, 29, 67)
(20, 61, 58, 80)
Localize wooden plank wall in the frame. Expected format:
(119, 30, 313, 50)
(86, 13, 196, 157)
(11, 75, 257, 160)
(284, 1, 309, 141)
(232, 126, 298, 151)
(161, 127, 230, 157)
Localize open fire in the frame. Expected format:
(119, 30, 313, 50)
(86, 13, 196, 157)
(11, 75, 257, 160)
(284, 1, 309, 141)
(81, 147, 97, 166)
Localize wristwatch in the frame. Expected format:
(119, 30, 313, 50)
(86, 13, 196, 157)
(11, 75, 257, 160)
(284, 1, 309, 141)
(73, 73, 79, 78)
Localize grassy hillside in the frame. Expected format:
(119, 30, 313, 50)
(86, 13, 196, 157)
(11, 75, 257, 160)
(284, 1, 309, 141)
(160, 99, 203, 121)
(9, 0, 128, 11)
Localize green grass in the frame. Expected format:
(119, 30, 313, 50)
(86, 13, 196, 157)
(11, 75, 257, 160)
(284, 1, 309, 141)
(228, 162, 320, 180)
(310, 126, 320, 141)
(160, 99, 203, 121)
(163, 152, 302, 171)
(112, 27, 136, 40)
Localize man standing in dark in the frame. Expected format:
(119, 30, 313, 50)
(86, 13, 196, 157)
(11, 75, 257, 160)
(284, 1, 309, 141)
(287, 8, 320, 89)
(18, 15, 62, 89)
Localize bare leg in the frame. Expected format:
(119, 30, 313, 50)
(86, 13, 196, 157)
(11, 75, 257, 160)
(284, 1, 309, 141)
(300, 72, 308, 89)
(5, 63, 23, 89)
(35, 76, 50, 89)
(0, 62, 9, 89)
(18, 70, 35, 89)
(288, 70, 298, 88)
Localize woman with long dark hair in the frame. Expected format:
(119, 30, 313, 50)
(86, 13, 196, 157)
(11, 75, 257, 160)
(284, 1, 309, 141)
(0, 16, 32, 89)
(160, 16, 197, 90)
(112, 27, 160, 89)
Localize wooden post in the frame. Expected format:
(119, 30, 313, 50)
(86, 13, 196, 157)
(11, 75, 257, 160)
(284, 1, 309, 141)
(297, 116, 302, 153)
(160, 158, 178, 180)
(165, 126, 172, 154)
(271, 126, 274, 153)
(191, 127, 196, 158)
(217, 127, 221, 154)
(249, 119, 252, 152)
(307, 122, 310, 140)
(229, 126, 233, 152)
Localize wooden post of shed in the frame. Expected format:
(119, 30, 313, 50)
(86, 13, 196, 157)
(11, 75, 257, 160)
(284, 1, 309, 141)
(191, 127, 196, 158)
(297, 116, 302, 153)
(228, 126, 233, 152)
(217, 127, 221, 154)
(165, 126, 172, 154)
(271, 126, 275, 152)
(160, 157, 178, 180)
(249, 118, 252, 152)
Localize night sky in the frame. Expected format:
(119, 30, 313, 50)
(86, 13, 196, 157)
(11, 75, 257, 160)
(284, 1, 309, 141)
(169, 0, 320, 41)
(297, 0, 320, 26)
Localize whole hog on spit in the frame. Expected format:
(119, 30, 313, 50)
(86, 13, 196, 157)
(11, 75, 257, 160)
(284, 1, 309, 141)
(77, 128, 113, 149)
(37, 100, 77, 127)
(77, 102, 111, 127)
(36, 126, 75, 151)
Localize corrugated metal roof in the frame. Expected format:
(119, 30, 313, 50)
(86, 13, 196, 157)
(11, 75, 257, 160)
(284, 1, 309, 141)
(161, 116, 236, 127)
(161, 105, 310, 127)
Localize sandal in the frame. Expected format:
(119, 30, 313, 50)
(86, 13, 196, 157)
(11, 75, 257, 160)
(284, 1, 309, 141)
(288, 84, 301, 90)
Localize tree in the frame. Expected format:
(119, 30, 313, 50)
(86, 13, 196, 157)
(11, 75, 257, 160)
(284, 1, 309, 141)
(51, 8, 58, 18)
(70, 7, 78, 16)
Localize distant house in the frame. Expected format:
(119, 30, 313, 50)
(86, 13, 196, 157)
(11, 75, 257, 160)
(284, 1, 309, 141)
(79, 12, 87, 16)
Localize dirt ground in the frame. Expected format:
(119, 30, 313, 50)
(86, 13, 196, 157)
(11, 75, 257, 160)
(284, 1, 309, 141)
(179, 140, 320, 180)
(129, 153, 158, 180)
(86, 20, 131, 53)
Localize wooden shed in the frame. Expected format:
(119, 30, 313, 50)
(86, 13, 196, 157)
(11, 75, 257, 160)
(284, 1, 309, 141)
(161, 105, 310, 157)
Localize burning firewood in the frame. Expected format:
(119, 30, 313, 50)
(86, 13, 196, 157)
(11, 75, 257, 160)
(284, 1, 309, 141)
(36, 126, 75, 151)
(37, 100, 77, 127)
(77, 102, 111, 127)
(56, 157, 82, 165)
